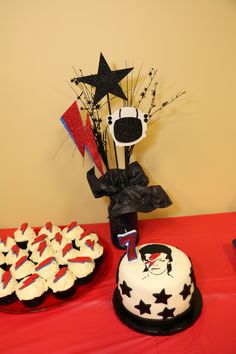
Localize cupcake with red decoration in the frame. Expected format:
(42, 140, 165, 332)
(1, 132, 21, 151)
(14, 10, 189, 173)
(50, 232, 70, 252)
(16, 273, 48, 307)
(47, 266, 76, 299)
(14, 223, 36, 249)
(62, 221, 84, 244)
(68, 256, 95, 284)
(0, 269, 17, 305)
(30, 241, 55, 264)
(78, 239, 104, 264)
(74, 230, 99, 250)
(56, 242, 80, 266)
(10, 255, 35, 282)
(5, 244, 28, 266)
(38, 222, 61, 241)
(35, 257, 60, 280)
(27, 234, 50, 253)
(0, 235, 16, 255)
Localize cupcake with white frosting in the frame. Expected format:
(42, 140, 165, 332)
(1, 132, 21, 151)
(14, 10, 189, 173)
(14, 223, 36, 249)
(35, 257, 60, 280)
(47, 266, 76, 299)
(78, 239, 104, 262)
(0, 269, 17, 305)
(56, 242, 80, 266)
(16, 273, 48, 307)
(50, 232, 69, 252)
(38, 222, 61, 241)
(30, 241, 55, 264)
(27, 234, 50, 253)
(5, 244, 28, 266)
(62, 221, 84, 242)
(68, 256, 95, 282)
(74, 231, 99, 249)
(10, 255, 35, 282)
(0, 235, 16, 254)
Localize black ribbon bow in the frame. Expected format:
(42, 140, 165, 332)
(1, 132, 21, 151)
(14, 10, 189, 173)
(87, 161, 172, 217)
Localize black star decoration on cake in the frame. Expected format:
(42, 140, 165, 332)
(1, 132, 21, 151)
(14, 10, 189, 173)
(179, 283, 191, 300)
(153, 288, 172, 305)
(157, 307, 175, 320)
(134, 300, 151, 315)
(120, 281, 132, 298)
(75, 53, 133, 105)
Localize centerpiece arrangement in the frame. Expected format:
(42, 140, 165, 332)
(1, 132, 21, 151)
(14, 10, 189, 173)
(60, 53, 185, 248)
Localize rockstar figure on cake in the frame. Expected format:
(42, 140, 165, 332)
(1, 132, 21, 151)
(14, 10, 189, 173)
(139, 244, 173, 277)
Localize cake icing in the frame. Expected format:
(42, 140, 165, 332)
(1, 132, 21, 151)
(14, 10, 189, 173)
(0, 235, 16, 253)
(62, 221, 84, 241)
(30, 241, 55, 263)
(47, 267, 75, 293)
(50, 233, 70, 251)
(117, 243, 195, 321)
(74, 231, 99, 248)
(14, 223, 36, 242)
(5, 245, 28, 265)
(68, 256, 95, 278)
(10, 255, 35, 280)
(27, 234, 50, 252)
(56, 242, 80, 265)
(0, 270, 16, 298)
(38, 222, 61, 241)
(16, 274, 48, 301)
(35, 257, 60, 280)
(78, 240, 103, 260)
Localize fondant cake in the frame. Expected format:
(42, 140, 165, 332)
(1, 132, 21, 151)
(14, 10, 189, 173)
(114, 242, 201, 334)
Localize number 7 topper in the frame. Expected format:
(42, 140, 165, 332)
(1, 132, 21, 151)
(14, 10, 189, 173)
(117, 229, 138, 261)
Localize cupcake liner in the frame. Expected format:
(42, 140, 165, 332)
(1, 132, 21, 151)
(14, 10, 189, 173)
(0, 292, 17, 306)
(22, 292, 47, 308)
(17, 241, 28, 250)
(0, 263, 10, 271)
(54, 284, 76, 300)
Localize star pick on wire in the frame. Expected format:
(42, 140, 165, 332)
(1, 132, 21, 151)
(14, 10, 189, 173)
(75, 53, 133, 106)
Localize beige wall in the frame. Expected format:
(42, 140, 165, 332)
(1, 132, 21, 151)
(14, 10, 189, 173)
(1, 0, 236, 228)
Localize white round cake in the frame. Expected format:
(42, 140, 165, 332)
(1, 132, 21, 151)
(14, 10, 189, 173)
(116, 243, 196, 321)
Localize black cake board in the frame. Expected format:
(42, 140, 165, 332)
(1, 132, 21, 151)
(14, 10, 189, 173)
(113, 287, 203, 336)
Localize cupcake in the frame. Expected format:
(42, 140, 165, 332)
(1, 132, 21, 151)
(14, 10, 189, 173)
(47, 266, 76, 299)
(67, 256, 95, 281)
(38, 222, 61, 241)
(78, 239, 104, 262)
(0, 251, 7, 270)
(15, 273, 48, 307)
(62, 221, 84, 242)
(74, 231, 99, 249)
(14, 223, 36, 249)
(50, 232, 70, 252)
(5, 244, 28, 266)
(27, 234, 50, 253)
(56, 242, 80, 266)
(0, 235, 16, 255)
(30, 241, 55, 264)
(35, 256, 60, 280)
(0, 269, 17, 305)
(10, 255, 35, 281)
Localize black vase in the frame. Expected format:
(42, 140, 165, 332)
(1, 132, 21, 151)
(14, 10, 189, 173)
(108, 211, 139, 249)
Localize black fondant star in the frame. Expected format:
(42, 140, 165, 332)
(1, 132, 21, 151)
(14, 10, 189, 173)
(76, 53, 133, 105)
(179, 283, 191, 300)
(153, 288, 172, 305)
(120, 280, 132, 298)
(157, 307, 175, 320)
(134, 300, 151, 315)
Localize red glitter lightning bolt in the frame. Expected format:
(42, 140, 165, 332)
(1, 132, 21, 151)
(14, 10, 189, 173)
(60, 101, 103, 175)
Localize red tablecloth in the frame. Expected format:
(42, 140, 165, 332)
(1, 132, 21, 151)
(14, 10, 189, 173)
(0, 212, 236, 354)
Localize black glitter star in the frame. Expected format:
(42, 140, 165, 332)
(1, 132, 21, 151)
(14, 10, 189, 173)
(76, 53, 133, 105)
(179, 283, 191, 300)
(157, 307, 175, 320)
(134, 300, 151, 315)
(153, 289, 172, 305)
(120, 281, 132, 298)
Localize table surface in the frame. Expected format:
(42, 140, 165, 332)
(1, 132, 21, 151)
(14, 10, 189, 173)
(0, 212, 236, 354)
